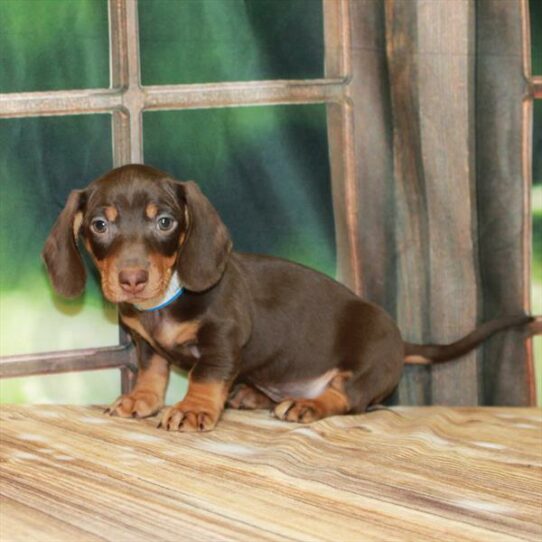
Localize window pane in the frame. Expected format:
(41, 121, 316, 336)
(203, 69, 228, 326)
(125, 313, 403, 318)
(531, 0, 542, 75)
(139, 0, 324, 85)
(0, 368, 187, 409)
(0, 115, 118, 356)
(0, 370, 120, 405)
(535, 100, 542, 185)
(0, 0, 109, 92)
(143, 105, 336, 278)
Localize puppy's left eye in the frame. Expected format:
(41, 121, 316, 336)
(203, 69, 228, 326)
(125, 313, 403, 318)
(157, 215, 176, 232)
(91, 218, 109, 235)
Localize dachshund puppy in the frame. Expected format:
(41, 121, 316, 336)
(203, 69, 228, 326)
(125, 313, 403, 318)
(42, 164, 531, 431)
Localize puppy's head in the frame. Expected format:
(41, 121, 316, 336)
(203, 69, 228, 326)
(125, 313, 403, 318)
(42, 164, 232, 304)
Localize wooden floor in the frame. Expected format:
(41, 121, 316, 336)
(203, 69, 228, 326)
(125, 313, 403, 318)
(0, 405, 541, 542)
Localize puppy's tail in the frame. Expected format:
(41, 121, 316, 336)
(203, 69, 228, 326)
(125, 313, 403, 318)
(404, 315, 537, 364)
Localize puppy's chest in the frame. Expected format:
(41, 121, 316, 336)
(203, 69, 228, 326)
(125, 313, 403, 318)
(121, 313, 200, 359)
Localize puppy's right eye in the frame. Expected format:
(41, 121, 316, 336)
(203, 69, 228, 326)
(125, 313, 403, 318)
(156, 214, 176, 232)
(91, 218, 108, 234)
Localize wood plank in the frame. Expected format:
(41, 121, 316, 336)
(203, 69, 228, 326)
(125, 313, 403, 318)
(0, 497, 104, 542)
(384, 0, 480, 405)
(346, 1, 532, 405)
(415, 0, 479, 404)
(475, 0, 533, 405)
(347, 0, 430, 403)
(324, 0, 362, 292)
(385, 0, 433, 351)
(347, 0, 397, 311)
(1, 406, 540, 541)
(347, 1, 481, 405)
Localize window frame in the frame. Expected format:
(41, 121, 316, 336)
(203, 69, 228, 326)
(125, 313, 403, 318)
(0, 0, 357, 390)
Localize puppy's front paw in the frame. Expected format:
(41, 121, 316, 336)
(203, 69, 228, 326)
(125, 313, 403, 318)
(158, 401, 219, 432)
(105, 390, 163, 418)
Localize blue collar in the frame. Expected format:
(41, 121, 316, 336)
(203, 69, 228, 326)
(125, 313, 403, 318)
(134, 272, 184, 312)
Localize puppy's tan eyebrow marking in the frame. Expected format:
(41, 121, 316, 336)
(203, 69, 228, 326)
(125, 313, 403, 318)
(146, 203, 158, 219)
(104, 206, 118, 222)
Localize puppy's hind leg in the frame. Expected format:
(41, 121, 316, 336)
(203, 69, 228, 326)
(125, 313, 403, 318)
(340, 302, 404, 414)
(344, 339, 404, 414)
(274, 321, 404, 423)
(275, 301, 404, 423)
(274, 372, 352, 423)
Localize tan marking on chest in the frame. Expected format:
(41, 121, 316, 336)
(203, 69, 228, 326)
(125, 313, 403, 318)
(121, 314, 200, 351)
(121, 315, 158, 349)
(155, 319, 200, 349)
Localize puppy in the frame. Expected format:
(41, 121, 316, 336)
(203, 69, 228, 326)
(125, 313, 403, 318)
(42, 164, 531, 431)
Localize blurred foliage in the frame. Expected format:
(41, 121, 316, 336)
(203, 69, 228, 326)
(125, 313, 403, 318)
(139, 0, 323, 84)
(532, 1, 542, 401)
(0, 0, 109, 92)
(533, 185, 542, 280)
(534, 97, 542, 187)
(0, 0, 329, 403)
(143, 105, 335, 276)
(0, 370, 120, 405)
(0, 116, 119, 358)
(0, 1, 119, 400)
(532, 0, 542, 77)
(0, 116, 113, 290)
(532, 1, 541, 189)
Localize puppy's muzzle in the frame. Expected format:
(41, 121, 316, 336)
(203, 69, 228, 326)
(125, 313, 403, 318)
(118, 268, 149, 295)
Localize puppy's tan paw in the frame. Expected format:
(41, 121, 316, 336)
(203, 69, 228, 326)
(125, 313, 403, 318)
(158, 401, 219, 432)
(105, 390, 163, 418)
(227, 384, 275, 410)
(274, 399, 323, 423)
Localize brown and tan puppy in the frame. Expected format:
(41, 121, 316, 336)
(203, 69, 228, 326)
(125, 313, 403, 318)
(42, 164, 531, 432)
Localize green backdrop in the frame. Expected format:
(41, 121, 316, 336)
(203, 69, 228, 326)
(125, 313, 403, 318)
(0, 0, 333, 404)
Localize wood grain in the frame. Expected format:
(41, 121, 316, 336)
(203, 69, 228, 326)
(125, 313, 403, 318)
(415, 0, 478, 406)
(384, 0, 479, 405)
(345, 0, 534, 406)
(1, 406, 540, 541)
(475, 0, 533, 405)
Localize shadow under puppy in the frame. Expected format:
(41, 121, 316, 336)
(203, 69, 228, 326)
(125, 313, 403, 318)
(42, 164, 532, 432)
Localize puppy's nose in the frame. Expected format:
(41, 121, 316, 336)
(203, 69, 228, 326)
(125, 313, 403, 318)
(118, 268, 149, 294)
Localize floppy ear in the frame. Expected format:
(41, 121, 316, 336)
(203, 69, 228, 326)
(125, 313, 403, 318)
(174, 181, 232, 292)
(42, 189, 87, 298)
